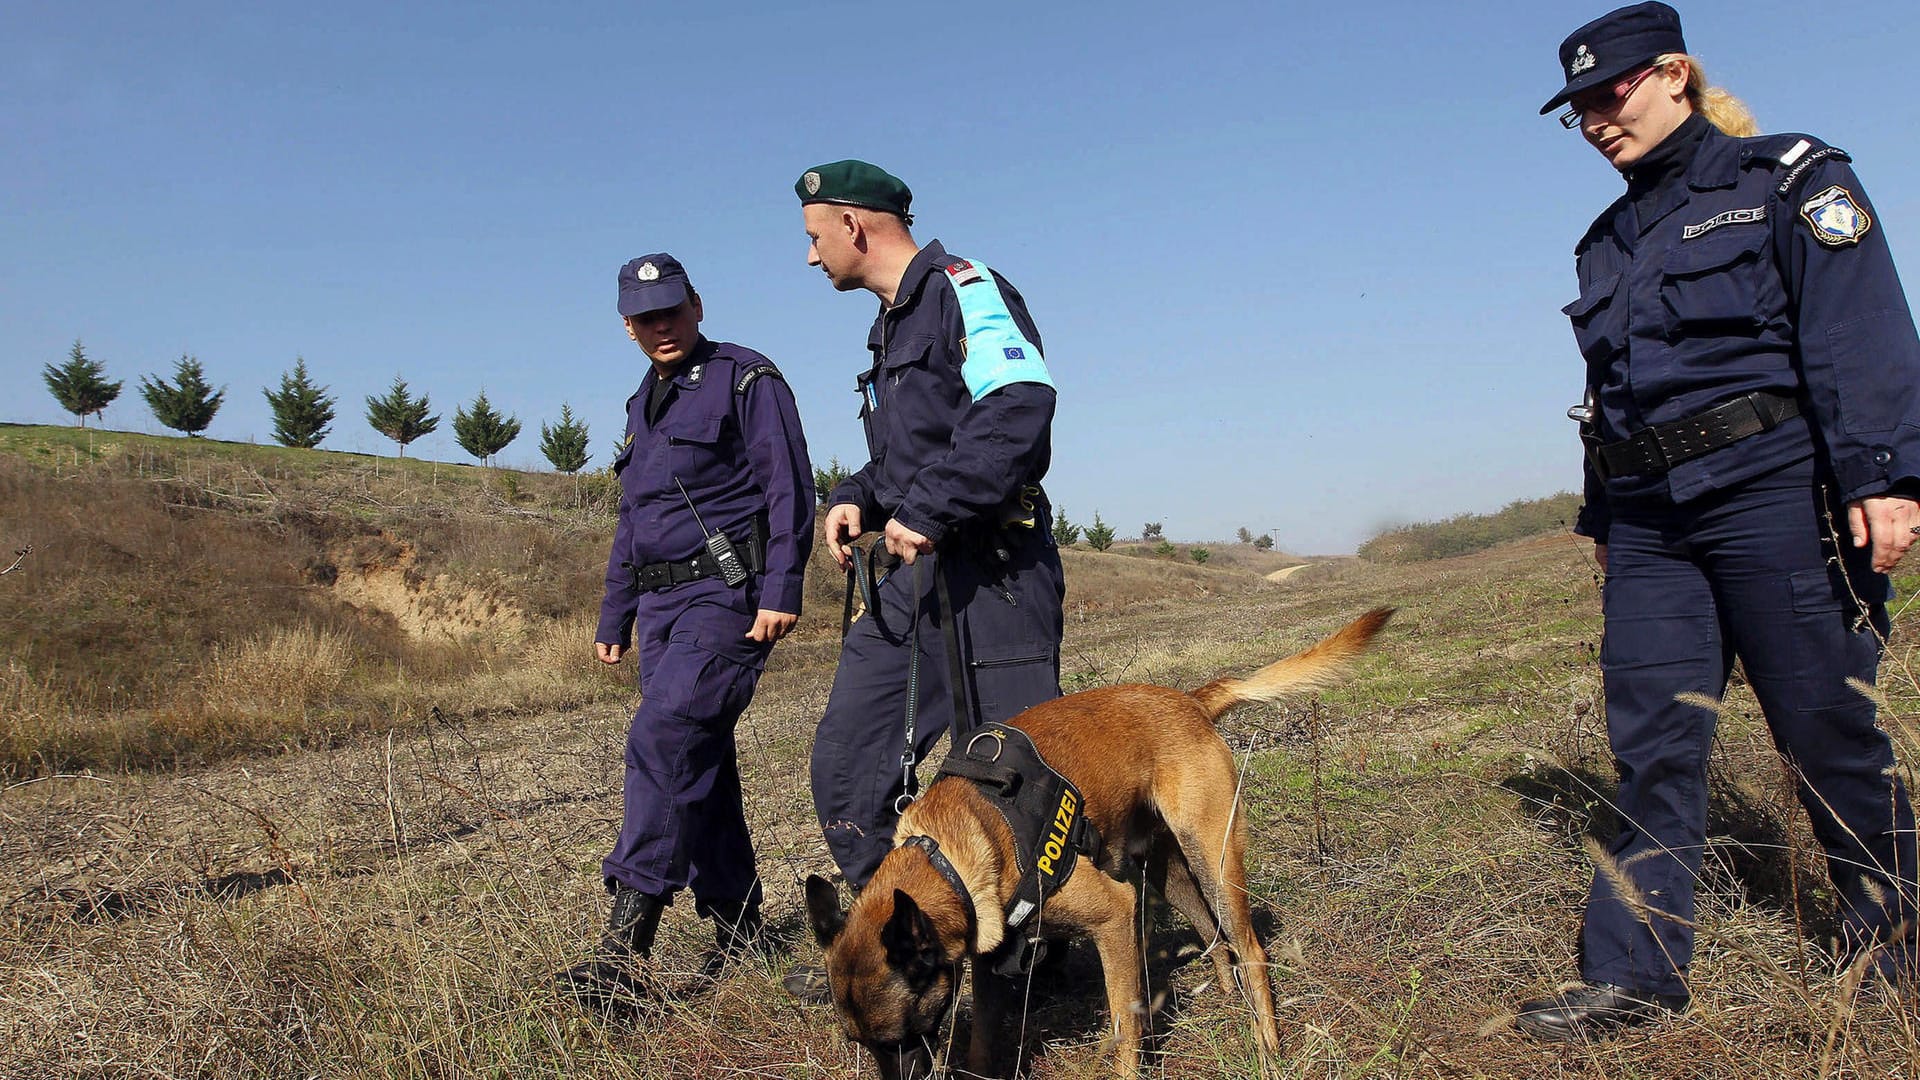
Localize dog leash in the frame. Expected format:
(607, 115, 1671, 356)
(842, 544, 972, 813)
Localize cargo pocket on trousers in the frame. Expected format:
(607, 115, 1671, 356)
(1788, 563, 1889, 636)
(1789, 567, 1844, 614)
(968, 639, 1060, 727)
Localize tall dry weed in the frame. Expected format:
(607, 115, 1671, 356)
(0, 659, 69, 775)
(199, 624, 354, 720)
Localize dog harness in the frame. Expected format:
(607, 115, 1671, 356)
(934, 722, 1105, 974)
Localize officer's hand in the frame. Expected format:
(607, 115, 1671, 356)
(1594, 543, 1607, 573)
(824, 503, 863, 569)
(884, 518, 934, 565)
(595, 642, 625, 665)
(745, 609, 799, 643)
(1848, 495, 1920, 573)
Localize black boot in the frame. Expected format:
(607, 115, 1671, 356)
(781, 964, 831, 1006)
(1515, 982, 1688, 1042)
(555, 887, 666, 1014)
(697, 898, 768, 981)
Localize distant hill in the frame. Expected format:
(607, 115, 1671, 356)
(1358, 492, 1583, 563)
(0, 425, 1286, 775)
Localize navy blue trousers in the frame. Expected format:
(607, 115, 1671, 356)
(603, 578, 770, 916)
(812, 533, 1065, 888)
(1586, 457, 1916, 995)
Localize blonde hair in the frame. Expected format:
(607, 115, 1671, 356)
(1657, 53, 1759, 136)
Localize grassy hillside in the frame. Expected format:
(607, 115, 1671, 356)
(3, 427, 1917, 1078)
(1360, 492, 1585, 563)
(0, 425, 1272, 776)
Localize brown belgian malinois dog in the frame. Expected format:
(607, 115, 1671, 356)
(804, 607, 1393, 1078)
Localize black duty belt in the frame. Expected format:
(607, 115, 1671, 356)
(629, 523, 766, 591)
(1597, 390, 1800, 479)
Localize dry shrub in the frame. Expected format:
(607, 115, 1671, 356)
(0, 659, 68, 774)
(199, 624, 353, 720)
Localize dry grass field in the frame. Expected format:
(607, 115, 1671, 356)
(2, 426, 1917, 1079)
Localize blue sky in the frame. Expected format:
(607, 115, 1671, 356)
(5, 1, 1918, 553)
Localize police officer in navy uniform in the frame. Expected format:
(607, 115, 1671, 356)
(556, 254, 815, 1011)
(795, 161, 1066, 890)
(1519, 2, 1920, 1041)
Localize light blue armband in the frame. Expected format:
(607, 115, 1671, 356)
(945, 259, 1054, 401)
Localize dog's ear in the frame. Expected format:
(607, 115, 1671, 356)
(804, 874, 846, 948)
(880, 888, 947, 989)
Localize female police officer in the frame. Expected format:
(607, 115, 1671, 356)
(1519, 1, 1920, 1041)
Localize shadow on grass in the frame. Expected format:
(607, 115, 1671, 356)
(950, 888, 1243, 1077)
(1500, 759, 1837, 945)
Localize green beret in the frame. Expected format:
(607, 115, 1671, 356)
(795, 160, 913, 223)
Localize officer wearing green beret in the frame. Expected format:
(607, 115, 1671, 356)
(792, 157, 1066, 916)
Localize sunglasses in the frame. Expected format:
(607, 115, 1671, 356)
(1558, 64, 1662, 129)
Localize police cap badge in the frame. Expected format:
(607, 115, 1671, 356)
(618, 253, 692, 317)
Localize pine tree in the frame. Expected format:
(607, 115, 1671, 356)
(139, 355, 225, 437)
(42, 340, 122, 427)
(812, 455, 851, 505)
(539, 403, 591, 473)
(364, 376, 440, 457)
(1051, 506, 1082, 547)
(263, 357, 337, 449)
(452, 390, 521, 466)
(1084, 511, 1116, 552)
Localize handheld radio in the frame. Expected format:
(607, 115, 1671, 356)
(675, 478, 749, 586)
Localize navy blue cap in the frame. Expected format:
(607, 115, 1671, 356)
(617, 254, 691, 317)
(1541, 2, 1687, 114)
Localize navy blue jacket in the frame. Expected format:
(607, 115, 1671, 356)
(597, 338, 815, 645)
(826, 240, 1057, 544)
(1566, 125, 1920, 540)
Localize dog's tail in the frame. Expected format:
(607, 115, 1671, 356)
(1188, 607, 1394, 722)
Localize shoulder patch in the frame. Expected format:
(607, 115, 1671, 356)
(1746, 133, 1827, 164)
(1774, 145, 1851, 198)
(946, 259, 1054, 401)
(1800, 185, 1871, 246)
(944, 259, 984, 287)
(733, 363, 783, 394)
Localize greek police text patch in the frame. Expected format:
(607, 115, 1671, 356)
(1681, 206, 1766, 240)
(1800, 185, 1871, 246)
(733, 363, 783, 394)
